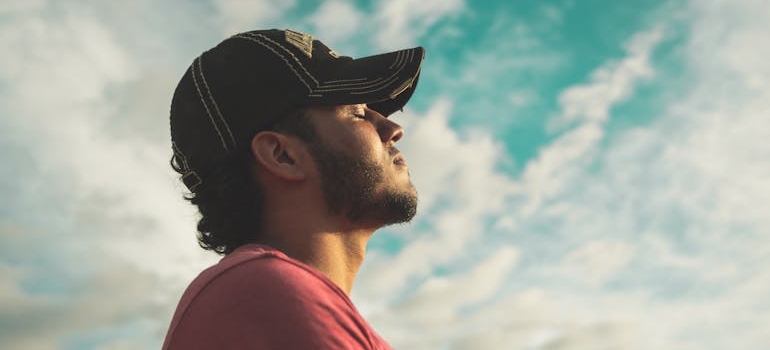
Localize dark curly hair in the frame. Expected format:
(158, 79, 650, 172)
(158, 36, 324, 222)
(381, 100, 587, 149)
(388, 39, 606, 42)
(171, 110, 318, 255)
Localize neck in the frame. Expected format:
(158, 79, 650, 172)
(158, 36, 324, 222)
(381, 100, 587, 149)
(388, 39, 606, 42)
(297, 231, 370, 295)
(259, 213, 375, 295)
(256, 174, 382, 295)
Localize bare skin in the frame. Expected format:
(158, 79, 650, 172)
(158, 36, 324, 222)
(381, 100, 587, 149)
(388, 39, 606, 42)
(250, 104, 414, 294)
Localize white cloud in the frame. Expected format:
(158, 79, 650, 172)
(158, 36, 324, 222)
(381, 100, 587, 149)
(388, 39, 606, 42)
(403, 245, 518, 309)
(373, 0, 464, 50)
(0, 241, 171, 350)
(508, 89, 540, 107)
(365, 246, 519, 347)
(355, 25, 667, 347)
(0, 0, 46, 15)
(562, 240, 635, 287)
(0, 3, 208, 273)
(307, 0, 363, 45)
(3, 0, 770, 349)
(359, 1, 770, 347)
(422, 14, 565, 130)
(213, 0, 297, 35)
(518, 26, 663, 219)
(551, 26, 663, 128)
(356, 98, 518, 303)
(0, 3, 216, 348)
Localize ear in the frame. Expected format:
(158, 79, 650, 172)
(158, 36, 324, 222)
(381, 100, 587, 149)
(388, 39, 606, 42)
(250, 131, 307, 181)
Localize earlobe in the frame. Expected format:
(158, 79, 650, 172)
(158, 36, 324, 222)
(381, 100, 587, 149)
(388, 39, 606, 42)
(250, 132, 307, 181)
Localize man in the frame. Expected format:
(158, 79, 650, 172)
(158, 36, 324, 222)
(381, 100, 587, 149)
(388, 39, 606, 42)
(162, 29, 423, 349)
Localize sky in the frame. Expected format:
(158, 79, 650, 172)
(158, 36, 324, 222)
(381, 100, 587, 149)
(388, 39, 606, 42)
(1, 0, 769, 349)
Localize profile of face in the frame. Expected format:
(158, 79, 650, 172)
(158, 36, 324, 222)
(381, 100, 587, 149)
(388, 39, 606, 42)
(303, 104, 417, 228)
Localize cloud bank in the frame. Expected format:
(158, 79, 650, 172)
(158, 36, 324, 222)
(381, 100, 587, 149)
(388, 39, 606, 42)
(1, 0, 768, 349)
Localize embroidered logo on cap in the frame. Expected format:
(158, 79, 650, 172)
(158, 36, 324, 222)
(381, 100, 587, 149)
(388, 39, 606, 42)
(285, 29, 313, 58)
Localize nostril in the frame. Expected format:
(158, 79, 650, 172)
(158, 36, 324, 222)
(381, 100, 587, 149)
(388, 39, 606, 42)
(391, 130, 403, 143)
(388, 123, 404, 142)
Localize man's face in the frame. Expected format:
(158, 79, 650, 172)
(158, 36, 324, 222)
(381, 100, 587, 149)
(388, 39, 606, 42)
(303, 104, 417, 227)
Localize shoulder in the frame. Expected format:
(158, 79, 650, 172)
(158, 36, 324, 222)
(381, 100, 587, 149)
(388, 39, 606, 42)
(207, 244, 345, 301)
(180, 244, 349, 315)
(164, 244, 376, 349)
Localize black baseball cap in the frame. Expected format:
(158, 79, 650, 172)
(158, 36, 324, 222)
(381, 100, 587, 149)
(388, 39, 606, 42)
(170, 29, 424, 192)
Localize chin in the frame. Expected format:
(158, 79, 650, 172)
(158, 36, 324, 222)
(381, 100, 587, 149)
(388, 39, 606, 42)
(350, 186, 418, 227)
(380, 187, 418, 225)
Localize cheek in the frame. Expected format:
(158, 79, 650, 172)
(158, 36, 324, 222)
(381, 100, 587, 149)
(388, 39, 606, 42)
(348, 125, 384, 155)
(318, 121, 385, 159)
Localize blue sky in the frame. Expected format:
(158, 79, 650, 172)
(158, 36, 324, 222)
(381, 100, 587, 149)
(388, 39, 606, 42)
(1, 0, 769, 349)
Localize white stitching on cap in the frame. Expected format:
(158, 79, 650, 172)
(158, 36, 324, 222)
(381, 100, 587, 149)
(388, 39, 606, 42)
(284, 29, 314, 58)
(172, 141, 190, 170)
(315, 53, 411, 93)
(236, 32, 320, 86)
(315, 78, 384, 89)
(317, 50, 410, 89)
(197, 57, 236, 149)
(233, 33, 418, 99)
(396, 50, 411, 69)
(253, 33, 320, 86)
(352, 50, 412, 94)
(345, 78, 400, 95)
(348, 76, 400, 95)
(318, 78, 382, 90)
(317, 78, 379, 88)
(317, 49, 413, 93)
(314, 78, 392, 93)
(232, 34, 313, 92)
(315, 76, 393, 93)
(324, 77, 368, 84)
(389, 50, 405, 69)
(192, 56, 230, 151)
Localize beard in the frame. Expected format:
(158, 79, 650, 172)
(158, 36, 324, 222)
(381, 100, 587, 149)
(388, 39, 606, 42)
(307, 140, 418, 227)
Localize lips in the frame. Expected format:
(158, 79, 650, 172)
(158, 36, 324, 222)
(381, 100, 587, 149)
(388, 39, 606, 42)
(389, 147, 407, 167)
(392, 153, 408, 168)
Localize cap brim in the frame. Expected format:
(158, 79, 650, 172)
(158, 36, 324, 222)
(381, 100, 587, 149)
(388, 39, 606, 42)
(305, 46, 424, 117)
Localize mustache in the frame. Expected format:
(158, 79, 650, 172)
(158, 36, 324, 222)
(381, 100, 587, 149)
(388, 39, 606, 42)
(388, 147, 400, 157)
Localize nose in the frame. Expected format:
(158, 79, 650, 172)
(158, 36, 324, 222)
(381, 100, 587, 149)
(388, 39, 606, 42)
(369, 109, 404, 144)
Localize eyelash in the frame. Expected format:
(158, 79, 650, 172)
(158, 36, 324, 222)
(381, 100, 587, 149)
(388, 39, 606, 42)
(353, 114, 366, 119)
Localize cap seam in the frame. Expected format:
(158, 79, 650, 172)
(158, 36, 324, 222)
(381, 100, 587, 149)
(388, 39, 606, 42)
(196, 57, 236, 149)
(252, 33, 321, 86)
(192, 56, 231, 151)
(237, 32, 325, 88)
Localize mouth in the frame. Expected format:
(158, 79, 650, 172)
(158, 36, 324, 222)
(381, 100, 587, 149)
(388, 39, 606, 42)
(389, 147, 408, 167)
(393, 153, 409, 169)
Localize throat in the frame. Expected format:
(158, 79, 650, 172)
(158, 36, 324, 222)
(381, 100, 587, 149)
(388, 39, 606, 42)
(286, 230, 372, 295)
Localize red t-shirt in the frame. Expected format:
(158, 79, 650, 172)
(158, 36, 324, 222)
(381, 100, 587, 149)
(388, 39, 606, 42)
(162, 244, 392, 349)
